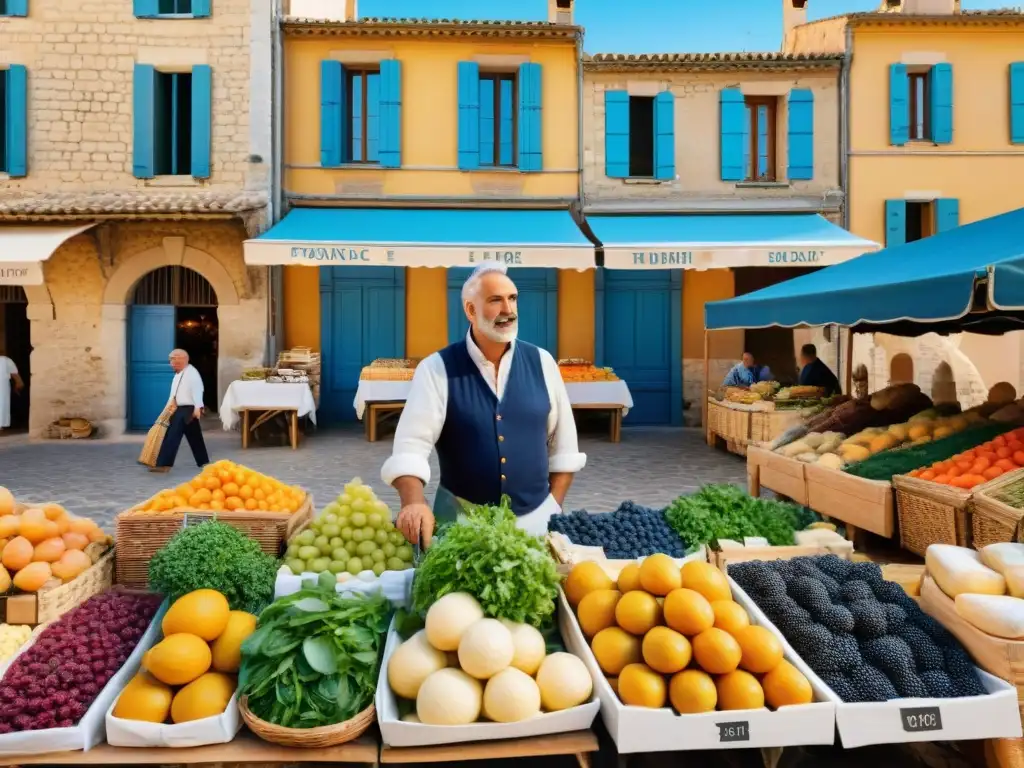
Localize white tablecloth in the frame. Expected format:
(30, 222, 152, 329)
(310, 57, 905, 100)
(219, 381, 317, 431)
(354, 380, 412, 420)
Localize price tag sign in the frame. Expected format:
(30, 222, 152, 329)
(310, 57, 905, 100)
(900, 706, 943, 733)
(717, 721, 751, 743)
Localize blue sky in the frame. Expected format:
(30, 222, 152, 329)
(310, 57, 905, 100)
(359, 0, 1013, 52)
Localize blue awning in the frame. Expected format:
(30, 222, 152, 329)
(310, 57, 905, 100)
(705, 206, 1024, 332)
(244, 208, 595, 270)
(587, 213, 878, 270)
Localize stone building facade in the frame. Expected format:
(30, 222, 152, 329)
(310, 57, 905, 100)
(0, 0, 273, 436)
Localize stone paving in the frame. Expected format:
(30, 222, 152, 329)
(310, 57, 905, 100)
(0, 423, 747, 528)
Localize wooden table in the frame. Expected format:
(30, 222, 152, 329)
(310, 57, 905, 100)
(240, 407, 301, 449)
(380, 729, 598, 767)
(571, 403, 623, 443)
(365, 401, 405, 442)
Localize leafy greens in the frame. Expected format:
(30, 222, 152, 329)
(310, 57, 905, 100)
(238, 587, 391, 729)
(411, 497, 561, 629)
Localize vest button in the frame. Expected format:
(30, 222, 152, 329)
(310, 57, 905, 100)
(501, 457, 506, 464)
(496, 415, 502, 421)
(498, 435, 504, 442)
(501, 474, 507, 481)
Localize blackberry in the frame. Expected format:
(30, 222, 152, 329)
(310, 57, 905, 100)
(911, 612, 958, 647)
(788, 576, 834, 613)
(819, 671, 860, 703)
(848, 599, 888, 640)
(840, 580, 875, 604)
(899, 624, 946, 672)
(862, 636, 916, 677)
(920, 670, 958, 699)
(848, 561, 884, 586)
(882, 603, 908, 635)
(756, 595, 812, 628)
(810, 631, 863, 674)
(787, 624, 835, 661)
(873, 580, 917, 608)
(814, 554, 855, 582)
(943, 647, 987, 697)
(848, 664, 900, 702)
(815, 604, 855, 635)
(889, 668, 930, 699)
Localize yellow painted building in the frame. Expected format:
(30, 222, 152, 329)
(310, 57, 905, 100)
(786, 0, 1024, 404)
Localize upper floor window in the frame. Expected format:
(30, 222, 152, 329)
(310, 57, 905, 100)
(347, 68, 380, 163)
(479, 73, 516, 168)
(890, 63, 952, 145)
(0, 66, 28, 177)
(320, 60, 401, 169)
(134, 0, 210, 18)
(133, 63, 212, 179)
(908, 71, 930, 141)
(0, 0, 28, 17)
(457, 61, 542, 172)
(628, 96, 654, 178)
(719, 88, 814, 183)
(154, 71, 193, 175)
(603, 90, 675, 181)
(744, 96, 777, 182)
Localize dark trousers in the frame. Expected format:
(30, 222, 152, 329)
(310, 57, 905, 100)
(156, 407, 210, 468)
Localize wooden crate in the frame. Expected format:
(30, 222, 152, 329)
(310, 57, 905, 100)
(750, 409, 804, 444)
(721, 406, 751, 444)
(714, 541, 854, 572)
(746, 446, 808, 505)
(970, 468, 1024, 550)
(893, 474, 973, 557)
(114, 494, 314, 589)
(805, 462, 896, 538)
(0, 548, 114, 626)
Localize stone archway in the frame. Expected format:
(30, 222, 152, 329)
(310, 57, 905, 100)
(931, 361, 956, 404)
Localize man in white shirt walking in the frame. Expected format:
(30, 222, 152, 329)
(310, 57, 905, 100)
(0, 355, 24, 431)
(381, 262, 586, 545)
(152, 348, 210, 472)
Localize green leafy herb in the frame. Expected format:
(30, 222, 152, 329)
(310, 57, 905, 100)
(664, 484, 809, 549)
(238, 587, 392, 729)
(411, 497, 561, 629)
(148, 520, 277, 613)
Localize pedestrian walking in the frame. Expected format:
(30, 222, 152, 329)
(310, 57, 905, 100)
(151, 348, 210, 473)
(0, 354, 24, 432)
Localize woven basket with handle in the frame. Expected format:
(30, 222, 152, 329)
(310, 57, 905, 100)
(239, 697, 375, 748)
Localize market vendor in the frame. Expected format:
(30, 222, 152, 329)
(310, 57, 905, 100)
(798, 343, 841, 395)
(722, 352, 773, 388)
(381, 262, 586, 546)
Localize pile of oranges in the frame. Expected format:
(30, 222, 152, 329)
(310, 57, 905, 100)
(132, 460, 306, 515)
(565, 555, 813, 713)
(907, 427, 1024, 489)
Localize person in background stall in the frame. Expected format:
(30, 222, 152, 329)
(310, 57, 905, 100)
(381, 262, 586, 546)
(0, 354, 24, 432)
(798, 343, 841, 395)
(722, 352, 773, 388)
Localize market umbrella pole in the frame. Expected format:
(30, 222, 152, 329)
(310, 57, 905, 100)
(845, 329, 854, 395)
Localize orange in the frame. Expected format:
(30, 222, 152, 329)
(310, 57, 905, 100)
(222, 483, 240, 497)
(591, 627, 643, 676)
(734, 625, 784, 674)
(578, 589, 622, 638)
(663, 588, 714, 636)
(615, 591, 662, 636)
(680, 561, 732, 603)
(641, 626, 691, 675)
(711, 600, 750, 635)
(639, 553, 682, 596)
(565, 562, 614, 607)
(716, 669, 765, 711)
(239, 485, 254, 500)
(762, 660, 813, 709)
(669, 669, 717, 714)
(617, 663, 667, 708)
(244, 498, 258, 510)
(691, 628, 741, 674)
(224, 497, 244, 511)
(617, 563, 643, 593)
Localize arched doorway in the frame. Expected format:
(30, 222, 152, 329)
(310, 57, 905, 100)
(0, 286, 30, 433)
(932, 361, 956, 404)
(127, 266, 219, 431)
(890, 353, 914, 385)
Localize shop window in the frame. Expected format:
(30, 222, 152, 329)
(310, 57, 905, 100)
(628, 95, 654, 177)
(744, 96, 777, 181)
(479, 73, 516, 167)
(153, 71, 193, 176)
(905, 201, 932, 243)
(347, 68, 381, 164)
(909, 71, 931, 141)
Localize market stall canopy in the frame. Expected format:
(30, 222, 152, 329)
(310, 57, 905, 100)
(704, 206, 1024, 336)
(0, 224, 96, 286)
(588, 213, 878, 270)
(244, 208, 595, 270)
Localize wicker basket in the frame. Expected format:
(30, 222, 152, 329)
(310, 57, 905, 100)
(750, 409, 804, 444)
(969, 467, 1024, 550)
(2, 548, 114, 625)
(706, 399, 726, 436)
(893, 474, 974, 557)
(721, 406, 751, 444)
(114, 495, 314, 589)
(240, 697, 375, 748)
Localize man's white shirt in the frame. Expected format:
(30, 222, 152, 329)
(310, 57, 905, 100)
(169, 364, 205, 409)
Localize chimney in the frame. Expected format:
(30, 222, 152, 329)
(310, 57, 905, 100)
(548, 0, 573, 25)
(344, 0, 357, 21)
(783, 0, 808, 39)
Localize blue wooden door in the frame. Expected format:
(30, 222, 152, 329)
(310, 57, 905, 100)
(598, 270, 682, 426)
(128, 305, 176, 431)
(320, 267, 405, 423)
(446, 268, 557, 353)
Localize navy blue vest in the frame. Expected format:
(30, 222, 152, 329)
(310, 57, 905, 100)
(436, 338, 551, 516)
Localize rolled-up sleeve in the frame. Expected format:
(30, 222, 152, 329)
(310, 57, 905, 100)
(380, 355, 447, 487)
(539, 351, 587, 474)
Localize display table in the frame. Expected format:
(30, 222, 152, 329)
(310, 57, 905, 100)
(219, 380, 317, 449)
(380, 730, 598, 766)
(354, 380, 412, 442)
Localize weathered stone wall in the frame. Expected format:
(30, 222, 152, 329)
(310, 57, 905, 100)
(30, 221, 267, 436)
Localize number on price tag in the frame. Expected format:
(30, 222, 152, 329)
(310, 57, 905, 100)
(717, 721, 750, 743)
(900, 706, 943, 733)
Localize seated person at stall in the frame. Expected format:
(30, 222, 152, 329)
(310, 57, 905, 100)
(798, 343, 841, 395)
(722, 352, 773, 387)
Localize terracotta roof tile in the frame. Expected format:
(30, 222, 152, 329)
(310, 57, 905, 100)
(584, 52, 843, 70)
(282, 17, 581, 37)
(0, 189, 268, 219)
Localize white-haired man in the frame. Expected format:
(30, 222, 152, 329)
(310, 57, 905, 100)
(152, 348, 210, 472)
(381, 263, 585, 545)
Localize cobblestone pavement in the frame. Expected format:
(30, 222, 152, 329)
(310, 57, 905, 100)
(0, 424, 747, 529)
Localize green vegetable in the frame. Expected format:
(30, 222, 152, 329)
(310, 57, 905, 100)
(148, 520, 277, 613)
(238, 587, 391, 729)
(994, 481, 1024, 509)
(663, 484, 811, 549)
(411, 497, 560, 629)
(843, 423, 1014, 480)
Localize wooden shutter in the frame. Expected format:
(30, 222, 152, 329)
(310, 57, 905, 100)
(190, 64, 212, 178)
(517, 62, 542, 172)
(132, 63, 156, 179)
(5, 0, 28, 15)
(889, 63, 909, 146)
(1011, 63, 1024, 144)
(787, 88, 814, 180)
(4, 65, 27, 177)
(935, 199, 960, 233)
(653, 90, 675, 181)
(929, 63, 953, 144)
(885, 200, 907, 247)
(604, 90, 629, 178)
(457, 61, 480, 170)
(320, 60, 344, 167)
(719, 88, 746, 181)
(379, 59, 402, 168)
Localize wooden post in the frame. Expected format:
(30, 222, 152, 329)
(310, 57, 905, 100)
(845, 328, 854, 395)
(703, 329, 711, 438)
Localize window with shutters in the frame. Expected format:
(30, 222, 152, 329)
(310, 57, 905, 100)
(744, 96, 777, 181)
(627, 96, 655, 178)
(153, 71, 193, 176)
(905, 201, 932, 243)
(347, 68, 381, 164)
(909, 71, 931, 141)
(479, 73, 516, 167)
(0, 69, 6, 174)
(158, 0, 192, 11)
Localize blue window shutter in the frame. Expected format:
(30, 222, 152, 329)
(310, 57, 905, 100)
(604, 90, 629, 178)
(787, 88, 814, 180)
(720, 88, 746, 181)
(4, 65, 27, 178)
(320, 60, 344, 167)
(889, 63, 909, 146)
(132, 63, 156, 179)
(935, 198, 960, 233)
(457, 61, 480, 170)
(379, 59, 402, 168)
(930, 63, 953, 144)
(517, 62, 542, 172)
(1012, 63, 1024, 144)
(653, 90, 675, 181)
(5, 0, 28, 15)
(191, 0, 211, 16)
(885, 200, 906, 247)
(190, 64, 211, 178)
(133, 0, 158, 16)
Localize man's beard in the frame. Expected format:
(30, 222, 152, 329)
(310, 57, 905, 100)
(478, 312, 518, 343)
